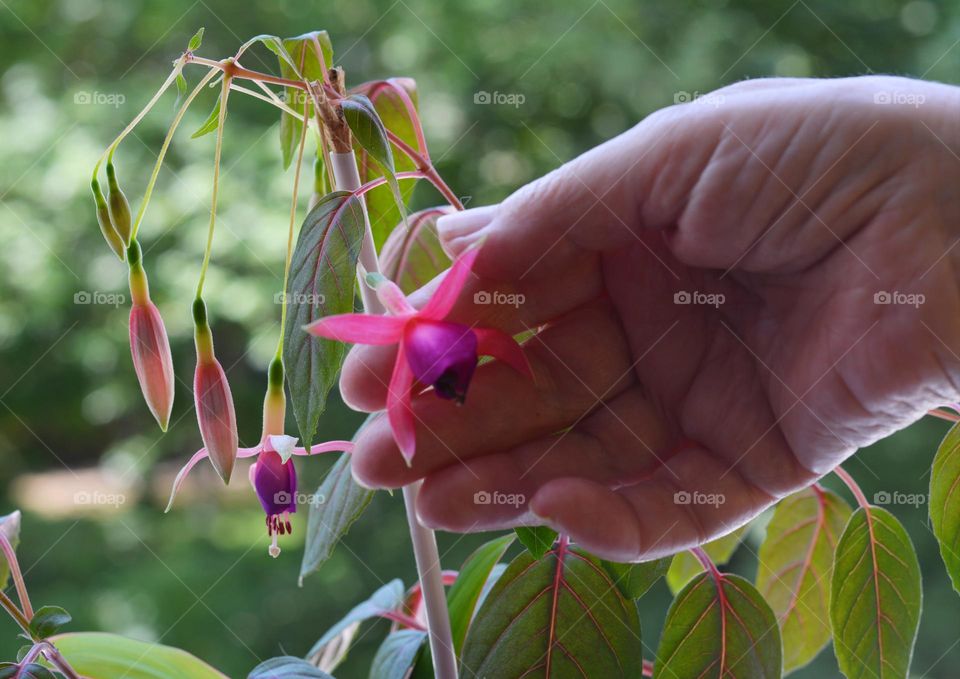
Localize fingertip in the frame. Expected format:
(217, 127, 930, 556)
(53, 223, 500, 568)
(531, 478, 643, 562)
(350, 418, 410, 489)
(340, 345, 395, 412)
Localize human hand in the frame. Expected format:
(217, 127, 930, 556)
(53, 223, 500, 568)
(341, 75, 960, 561)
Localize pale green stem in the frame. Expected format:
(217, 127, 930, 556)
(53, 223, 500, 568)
(195, 75, 231, 299)
(130, 67, 219, 241)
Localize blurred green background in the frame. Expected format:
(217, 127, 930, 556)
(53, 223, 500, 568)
(0, 0, 957, 676)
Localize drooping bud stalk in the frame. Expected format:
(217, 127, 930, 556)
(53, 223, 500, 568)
(91, 178, 125, 261)
(106, 159, 132, 246)
(127, 241, 175, 431)
(192, 297, 238, 484)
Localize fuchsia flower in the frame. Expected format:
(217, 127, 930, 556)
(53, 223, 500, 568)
(166, 432, 353, 557)
(306, 248, 531, 463)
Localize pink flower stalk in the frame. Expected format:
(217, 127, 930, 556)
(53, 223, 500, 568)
(129, 300, 174, 431)
(306, 247, 531, 463)
(165, 434, 353, 557)
(194, 356, 238, 484)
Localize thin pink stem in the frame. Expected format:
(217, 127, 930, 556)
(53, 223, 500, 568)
(832, 466, 870, 510)
(0, 533, 31, 618)
(0, 589, 30, 636)
(378, 609, 428, 631)
(385, 130, 463, 210)
(382, 79, 428, 156)
(690, 546, 722, 580)
(928, 408, 960, 422)
(642, 659, 654, 677)
(44, 644, 81, 679)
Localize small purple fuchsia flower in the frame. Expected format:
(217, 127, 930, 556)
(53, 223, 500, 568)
(306, 247, 531, 463)
(166, 378, 353, 557)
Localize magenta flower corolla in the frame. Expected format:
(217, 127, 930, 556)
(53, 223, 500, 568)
(306, 247, 531, 463)
(166, 434, 353, 557)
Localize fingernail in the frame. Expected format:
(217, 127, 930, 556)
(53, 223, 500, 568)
(437, 205, 498, 243)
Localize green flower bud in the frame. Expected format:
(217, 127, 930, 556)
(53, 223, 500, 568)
(106, 161, 132, 245)
(92, 178, 125, 261)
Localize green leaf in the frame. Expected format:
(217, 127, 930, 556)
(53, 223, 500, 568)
(249, 656, 334, 678)
(448, 534, 514, 655)
(666, 526, 746, 595)
(830, 506, 921, 679)
(602, 557, 671, 600)
(277, 31, 335, 169)
(655, 572, 781, 678)
(756, 486, 851, 673)
(283, 191, 366, 449)
(299, 444, 375, 582)
(187, 27, 204, 51)
(0, 510, 22, 590)
(513, 526, 557, 560)
(175, 73, 188, 106)
(191, 98, 221, 138)
(931, 421, 960, 594)
(379, 206, 452, 293)
(28, 606, 70, 639)
(341, 94, 404, 231)
(460, 542, 642, 677)
(370, 630, 428, 679)
(53, 632, 227, 678)
(306, 579, 406, 665)
(349, 79, 420, 248)
(0, 664, 55, 679)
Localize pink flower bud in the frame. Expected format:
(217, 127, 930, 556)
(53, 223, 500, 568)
(194, 357, 238, 484)
(129, 301, 174, 431)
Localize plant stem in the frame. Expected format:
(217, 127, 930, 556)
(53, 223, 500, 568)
(43, 644, 81, 679)
(928, 407, 960, 422)
(0, 533, 31, 619)
(385, 130, 463, 210)
(94, 60, 184, 175)
(832, 465, 870, 510)
(329, 150, 459, 679)
(130, 67, 219, 241)
(195, 75, 231, 298)
(275, 101, 310, 358)
(690, 546, 722, 579)
(0, 589, 30, 636)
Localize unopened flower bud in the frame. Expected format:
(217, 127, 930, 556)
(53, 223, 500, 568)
(106, 160, 132, 245)
(193, 299, 238, 484)
(127, 241, 175, 431)
(92, 178, 125, 261)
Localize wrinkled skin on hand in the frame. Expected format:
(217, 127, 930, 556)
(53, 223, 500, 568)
(342, 76, 960, 561)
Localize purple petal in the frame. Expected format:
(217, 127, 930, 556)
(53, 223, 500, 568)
(403, 320, 478, 403)
(253, 450, 298, 516)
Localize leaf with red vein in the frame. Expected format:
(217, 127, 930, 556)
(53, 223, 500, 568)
(283, 191, 366, 448)
(655, 571, 781, 678)
(830, 506, 921, 679)
(460, 539, 643, 677)
(756, 485, 851, 672)
(931, 421, 960, 595)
